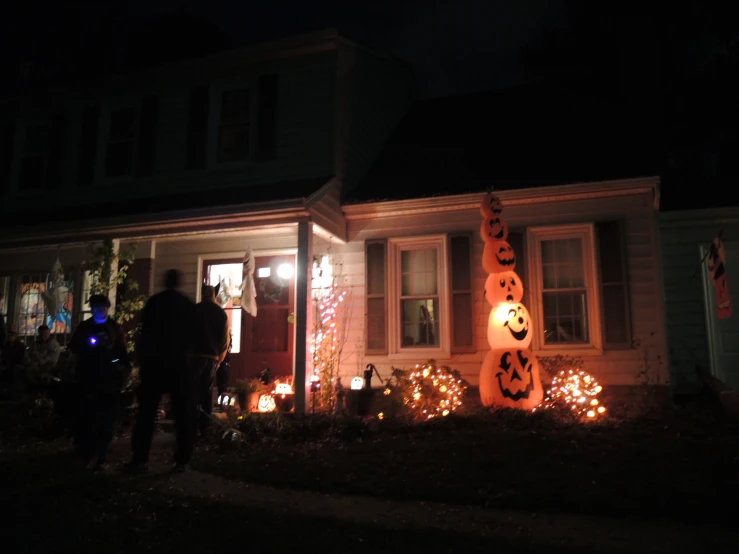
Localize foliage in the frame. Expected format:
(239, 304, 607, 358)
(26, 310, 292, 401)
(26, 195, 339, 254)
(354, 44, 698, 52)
(232, 412, 372, 445)
(84, 239, 147, 355)
(383, 361, 469, 422)
(234, 378, 267, 394)
(538, 354, 584, 381)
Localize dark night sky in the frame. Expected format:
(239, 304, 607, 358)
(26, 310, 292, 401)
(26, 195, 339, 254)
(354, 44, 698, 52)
(2, 1, 737, 208)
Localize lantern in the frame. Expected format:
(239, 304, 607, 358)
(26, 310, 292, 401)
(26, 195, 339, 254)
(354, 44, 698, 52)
(480, 215, 509, 242)
(274, 383, 293, 395)
(350, 376, 364, 390)
(479, 348, 543, 410)
(482, 241, 516, 273)
(484, 271, 524, 306)
(487, 302, 532, 349)
(480, 192, 503, 217)
(257, 394, 276, 413)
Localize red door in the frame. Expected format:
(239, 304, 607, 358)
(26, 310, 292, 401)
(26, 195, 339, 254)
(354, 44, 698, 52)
(202, 254, 295, 383)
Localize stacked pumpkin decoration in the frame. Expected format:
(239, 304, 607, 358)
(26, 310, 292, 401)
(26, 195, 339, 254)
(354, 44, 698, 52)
(478, 192, 543, 410)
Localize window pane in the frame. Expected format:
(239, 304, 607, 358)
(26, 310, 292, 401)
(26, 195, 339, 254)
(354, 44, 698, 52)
(400, 298, 439, 347)
(400, 248, 437, 296)
(24, 126, 49, 156)
(110, 108, 137, 140)
(221, 89, 251, 123)
(218, 124, 250, 162)
(17, 274, 74, 345)
(542, 291, 588, 344)
(19, 157, 45, 190)
(206, 263, 243, 353)
(105, 141, 134, 176)
(541, 238, 585, 289)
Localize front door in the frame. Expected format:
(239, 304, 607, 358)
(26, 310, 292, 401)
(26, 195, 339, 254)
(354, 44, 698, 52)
(202, 254, 295, 383)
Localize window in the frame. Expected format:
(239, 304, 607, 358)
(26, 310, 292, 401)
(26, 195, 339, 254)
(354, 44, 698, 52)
(16, 273, 75, 346)
(218, 88, 251, 162)
(399, 248, 440, 348)
(19, 125, 49, 190)
(204, 263, 243, 353)
(527, 225, 602, 350)
(105, 107, 138, 177)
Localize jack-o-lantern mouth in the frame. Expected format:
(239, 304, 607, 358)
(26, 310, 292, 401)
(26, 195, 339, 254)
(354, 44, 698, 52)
(496, 247, 515, 266)
(495, 350, 535, 400)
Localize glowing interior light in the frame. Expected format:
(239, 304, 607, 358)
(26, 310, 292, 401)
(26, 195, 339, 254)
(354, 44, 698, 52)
(257, 267, 270, 278)
(277, 263, 294, 279)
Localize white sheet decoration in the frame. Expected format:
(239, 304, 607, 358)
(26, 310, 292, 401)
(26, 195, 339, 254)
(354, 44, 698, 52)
(240, 245, 258, 317)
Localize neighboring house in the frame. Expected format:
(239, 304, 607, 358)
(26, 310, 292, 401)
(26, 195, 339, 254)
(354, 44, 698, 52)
(660, 208, 739, 393)
(0, 29, 415, 413)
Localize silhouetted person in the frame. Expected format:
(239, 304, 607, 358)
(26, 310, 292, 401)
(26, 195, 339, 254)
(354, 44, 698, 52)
(125, 269, 197, 474)
(216, 333, 233, 396)
(69, 294, 130, 471)
(193, 284, 229, 435)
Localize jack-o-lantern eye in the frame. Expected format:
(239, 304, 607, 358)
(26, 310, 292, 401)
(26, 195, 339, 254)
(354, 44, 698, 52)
(499, 279, 506, 288)
(510, 278, 516, 286)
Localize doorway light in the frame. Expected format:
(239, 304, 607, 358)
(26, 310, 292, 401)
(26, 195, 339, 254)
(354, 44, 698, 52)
(277, 263, 294, 279)
(257, 267, 270, 278)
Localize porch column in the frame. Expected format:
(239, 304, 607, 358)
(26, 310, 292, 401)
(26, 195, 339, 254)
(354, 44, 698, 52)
(293, 221, 313, 415)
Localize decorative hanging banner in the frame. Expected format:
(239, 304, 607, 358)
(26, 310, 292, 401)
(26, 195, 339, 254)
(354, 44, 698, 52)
(707, 235, 732, 319)
(240, 244, 258, 317)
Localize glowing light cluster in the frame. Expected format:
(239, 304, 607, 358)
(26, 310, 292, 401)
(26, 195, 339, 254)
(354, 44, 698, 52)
(536, 369, 607, 419)
(310, 262, 346, 407)
(393, 362, 467, 419)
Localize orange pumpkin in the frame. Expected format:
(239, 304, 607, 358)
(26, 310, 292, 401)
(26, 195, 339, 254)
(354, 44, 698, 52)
(479, 348, 543, 410)
(485, 271, 524, 306)
(487, 302, 532, 349)
(482, 241, 516, 273)
(480, 192, 503, 217)
(480, 215, 509, 242)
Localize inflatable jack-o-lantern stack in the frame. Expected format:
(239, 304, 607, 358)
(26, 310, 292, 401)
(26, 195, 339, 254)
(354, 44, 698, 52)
(478, 193, 543, 410)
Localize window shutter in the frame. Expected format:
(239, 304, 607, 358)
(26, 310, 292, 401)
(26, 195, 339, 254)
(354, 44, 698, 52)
(186, 86, 210, 169)
(506, 231, 527, 303)
(78, 107, 99, 186)
(136, 96, 158, 176)
(596, 220, 631, 349)
(255, 74, 278, 161)
(45, 115, 66, 190)
(0, 121, 14, 196)
(449, 233, 474, 351)
(365, 240, 387, 354)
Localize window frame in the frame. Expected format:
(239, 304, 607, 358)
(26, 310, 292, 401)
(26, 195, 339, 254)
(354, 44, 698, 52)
(210, 79, 258, 167)
(99, 101, 141, 183)
(387, 235, 451, 359)
(526, 223, 603, 354)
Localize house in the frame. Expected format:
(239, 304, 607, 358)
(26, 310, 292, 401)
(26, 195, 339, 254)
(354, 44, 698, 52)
(333, 87, 669, 398)
(0, 29, 415, 414)
(660, 208, 739, 394)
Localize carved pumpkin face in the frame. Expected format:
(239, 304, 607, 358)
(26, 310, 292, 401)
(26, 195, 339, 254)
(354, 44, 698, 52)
(480, 193, 503, 217)
(480, 216, 509, 242)
(479, 348, 543, 410)
(482, 241, 516, 273)
(487, 302, 532, 349)
(258, 394, 276, 413)
(485, 271, 524, 306)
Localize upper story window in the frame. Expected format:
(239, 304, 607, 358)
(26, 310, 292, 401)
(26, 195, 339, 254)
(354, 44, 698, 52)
(19, 125, 49, 190)
(218, 88, 251, 163)
(105, 107, 138, 177)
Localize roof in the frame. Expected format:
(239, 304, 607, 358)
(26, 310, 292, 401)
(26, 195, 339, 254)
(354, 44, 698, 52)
(0, 176, 331, 234)
(347, 84, 662, 203)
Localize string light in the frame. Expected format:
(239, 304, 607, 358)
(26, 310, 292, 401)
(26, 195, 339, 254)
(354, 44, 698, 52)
(536, 369, 607, 420)
(387, 362, 467, 420)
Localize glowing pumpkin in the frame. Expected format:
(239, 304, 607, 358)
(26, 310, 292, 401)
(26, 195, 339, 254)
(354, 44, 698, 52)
(480, 215, 509, 242)
(482, 241, 516, 273)
(258, 394, 276, 413)
(485, 271, 524, 306)
(479, 348, 543, 410)
(487, 302, 532, 349)
(480, 192, 503, 217)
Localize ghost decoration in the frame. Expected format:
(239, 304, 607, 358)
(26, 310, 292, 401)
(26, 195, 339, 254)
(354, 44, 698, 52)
(480, 215, 509, 242)
(482, 241, 516, 273)
(480, 192, 503, 218)
(350, 376, 364, 390)
(479, 348, 543, 410)
(485, 272, 524, 306)
(240, 244, 258, 317)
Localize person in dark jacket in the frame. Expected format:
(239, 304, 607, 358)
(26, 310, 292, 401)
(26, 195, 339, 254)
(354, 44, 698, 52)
(69, 294, 130, 471)
(216, 333, 233, 396)
(194, 284, 229, 434)
(125, 269, 197, 474)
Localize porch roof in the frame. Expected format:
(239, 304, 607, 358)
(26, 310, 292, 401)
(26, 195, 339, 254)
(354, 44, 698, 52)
(0, 176, 333, 249)
(345, 84, 661, 204)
